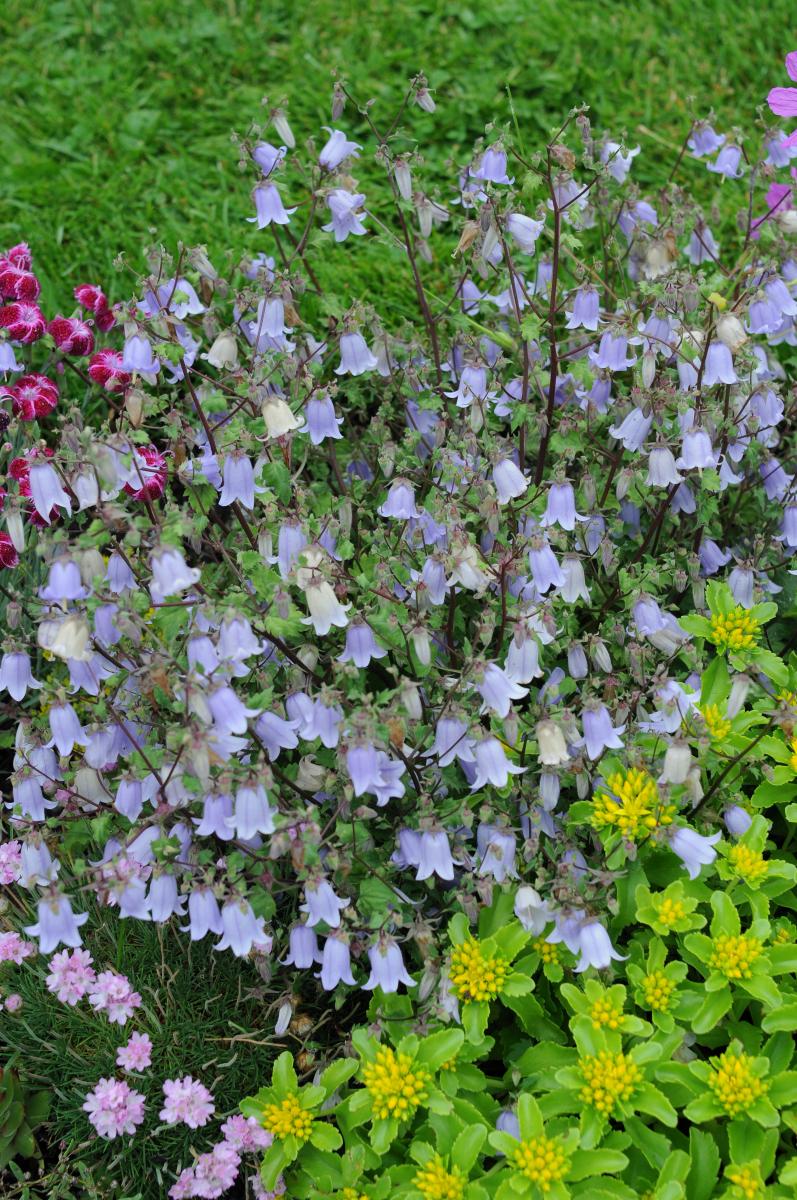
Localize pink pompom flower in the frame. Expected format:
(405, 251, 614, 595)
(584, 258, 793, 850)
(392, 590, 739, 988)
(159, 1075, 215, 1129)
(83, 1077, 146, 1140)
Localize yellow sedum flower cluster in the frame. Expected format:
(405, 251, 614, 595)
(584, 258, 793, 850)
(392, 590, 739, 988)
(709, 934, 764, 980)
(362, 1046, 429, 1121)
(726, 1164, 764, 1199)
(449, 937, 508, 1003)
(707, 1049, 767, 1117)
(700, 703, 731, 740)
(708, 607, 760, 653)
(578, 1051, 641, 1116)
(414, 1157, 465, 1200)
(640, 970, 676, 1013)
(511, 1136, 571, 1191)
(260, 1094, 313, 1142)
(727, 844, 769, 883)
(655, 895, 687, 929)
(590, 769, 674, 842)
(589, 994, 624, 1030)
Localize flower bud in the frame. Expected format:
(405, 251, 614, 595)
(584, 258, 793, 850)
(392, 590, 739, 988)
(724, 805, 752, 837)
(296, 757, 325, 790)
(415, 87, 436, 113)
(331, 83, 346, 121)
(536, 720, 569, 767)
(726, 674, 750, 719)
(205, 331, 239, 369)
(6, 507, 24, 554)
(272, 108, 295, 148)
(124, 388, 146, 429)
(275, 1000, 293, 1035)
(715, 312, 747, 352)
(660, 739, 692, 784)
(415, 195, 433, 239)
(590, 639, 612, 673)
(393, 159, 412, 202)
(400, 680, 423, 721)
(567, 644, 588, 679)
(410, 625, 432, 665)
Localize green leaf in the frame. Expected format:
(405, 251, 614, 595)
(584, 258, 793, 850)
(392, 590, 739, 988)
(633, 1083, 678, 1127)
(272, 1051, 298, 1096)
(309, 1122, 342, 1151)
(568, 1148, 630, 1181)
(260, 1143, 288, 1191)
(462, 1001, 489, 1044)
(690, 987, 732, 1035)
(686, 1128, 720, 1200)
(260, 461, 292, 504)
(416, 1028, 465, 1071)
(319, 1058, 359, 1097)
(451, 1123, 487, 1173)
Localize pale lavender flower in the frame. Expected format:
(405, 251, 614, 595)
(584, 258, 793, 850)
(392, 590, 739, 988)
(218, 452, 261, 510)
(609, 406, 653, 450)
(669, 826, 721, 879)
(148, 873, 186, 923)
(723, 806, 752, 837)
(707, 145, 743, 178)
(252, 141, 286, 176)
(646, 446, 683, 487)
(195, 792, 234, 840)
(48, 701, 87, 756)
(699, 536, 732, 575)
(601, 140, 640, 182)
(231, 783, 276, 840)
(317, 934, 356, 990)
(337, 619, 387, 667)
(121, 333, 159, 374)
(39, 558, 89, 603)
(505, 627, 542, 683)
(676, 427, 719, 470)
(528, 536, 566, 593)
(476, 824, 518, 882)
(363, 938, 416, 992)
(0, 651, 41, 701)
(685, 223, 720, 264)
(25, 894, 88, 954)
(702, 340, 738, 386)
(588, 332, 636, 371)
(106, 552, 136, 593)
(425, 716, 475, 766)
(379, 478, 420, 519)
(565, 285, 600, 330)
(300, 878, 349, 928)
(493, 458, 528, 504)
(476, 662, 528, 717)
(416, 830, 455, 881)
(571, 919, 627, 972)
(183, 888, 224, 941)
(507, 212, 544, 252)
(214, 899, 270, 957)
(282, 923, 322, 968)
(688, 123, 726, 157)
(471, 734, 525, 789)
(207, 685, 260, 735)
(254, 711, 300, 760)
(249, 182, 295, 227)
(319, 128, 361, 170)
(301, 394, 343, 443)
(581, 703, 625, 759)
(335, 331, 378, 376)
(29, 462, 72, 523)
(541, 481, 580, 530)
(323, 189, 368, 241)
(150, 546, 200, 597)
(473, 145, 512, 184)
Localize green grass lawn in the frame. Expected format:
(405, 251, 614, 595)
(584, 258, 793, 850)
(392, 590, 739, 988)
(1, 0, 794, 309)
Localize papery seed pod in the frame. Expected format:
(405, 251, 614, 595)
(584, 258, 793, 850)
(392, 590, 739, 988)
(272, 108, 295, 148)
(415, 195, 433, 239)
(5, 600, 21, 631)
(415, 87, 436, 113)
(417, 239, 433, 264)
(331, 83, 346, 121)
(393, 158, 412, 202)
(6, 508, 24, 554)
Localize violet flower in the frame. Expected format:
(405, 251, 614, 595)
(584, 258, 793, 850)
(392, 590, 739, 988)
(362, 937, 416, 992)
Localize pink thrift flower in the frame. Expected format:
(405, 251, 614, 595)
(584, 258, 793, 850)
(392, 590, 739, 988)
(89, 970, 142, 1025)
(252, 1176, 286, 1200)
(169, 1141, 240, 1199)
(0, 840, 22, 884)
(83, 1077, 146, 1139)
(159, 1076, 215, 1129)
(46, 948, 96, 1005)
(116, 1031, 153, 1072)
(220, 1113, 272, 1151)
(0, 931, 36, 963)
(4, 993, 22, 1013)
